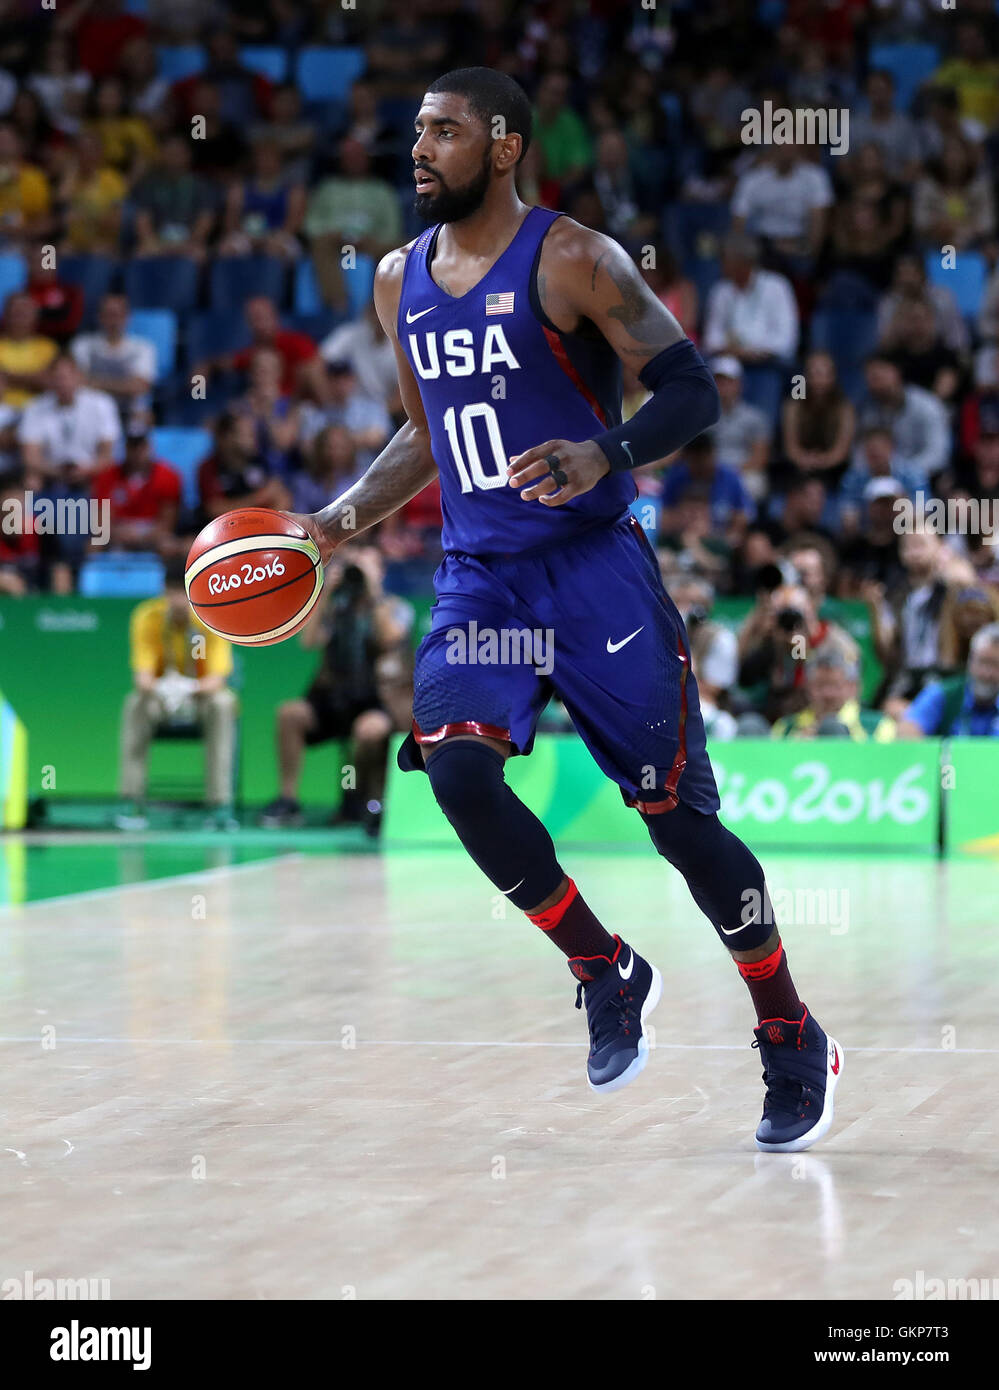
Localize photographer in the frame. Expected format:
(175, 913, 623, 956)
(771, 632, 896, 741)
(259, 546, 413, 834)
(668, 570, 738, 740)
(737, 577, 847, 724)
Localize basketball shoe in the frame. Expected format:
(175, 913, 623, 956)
(753, 1006, 843, 1152)
(571, 938, 662, 1093)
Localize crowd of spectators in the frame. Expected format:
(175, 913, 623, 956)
(0, 0, 998, 739)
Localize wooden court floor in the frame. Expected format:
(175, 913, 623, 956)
(1, 838, 997, 1300)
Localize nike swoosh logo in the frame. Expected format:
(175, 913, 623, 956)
(719, 924, 747, 936)
(606, 626, 644, 654)
(499, 877, 525, 895)
(618, 950, 634, 980)
(405, 305, 438, 323)
(621, 440, 634, 466)
(830, 1046, 841, 1075)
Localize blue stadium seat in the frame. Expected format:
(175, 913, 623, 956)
(344, 255, 375, 319)
(124, 256, 200, 313)
(157, 46, 206, 82)
(151, 428, 214, 510)
(295, 46, 366, 104)
(294, 258, 322, 316)
(868, 42, 940, 113)
(78, 553, 165, 599)
(296, 254, 374, 319)
(209, 256, 287, 313)
(184, 310, 250, 368)
(666, 202, 731, 268)
(58, 254, 117, 327)
(0, 252, 27, 306)
(924, 250, 987, 321)
(240, 46, 288, 82)
(288, 311, 343, 342)
(811, 304, 879, 404)
(128, 309, 178, 380)
(688, 257, 722, 312)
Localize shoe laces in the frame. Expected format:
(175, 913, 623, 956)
(752, 1039, 808, 1117)
(576, 980, 638, 1047)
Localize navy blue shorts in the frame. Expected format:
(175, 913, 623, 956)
(398, 514, 720, 815)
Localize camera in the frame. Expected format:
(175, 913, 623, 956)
(776, 607, 806, 632)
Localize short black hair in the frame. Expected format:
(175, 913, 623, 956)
(425, 67, 532, 163)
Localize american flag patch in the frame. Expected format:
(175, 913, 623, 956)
(485, 292, 515, 316)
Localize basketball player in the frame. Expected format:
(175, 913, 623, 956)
(292, 68, 842, 1151)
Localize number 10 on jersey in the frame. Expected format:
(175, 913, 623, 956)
(442, 403, 510, 493)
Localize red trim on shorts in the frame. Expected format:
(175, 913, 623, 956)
(622, 630, 689, 814)
(541, 326, 607, 427)
(412, 718, 511, 745)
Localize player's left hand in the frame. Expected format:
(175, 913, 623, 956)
(507, 439, 610, 506)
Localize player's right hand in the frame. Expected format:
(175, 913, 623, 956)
(280, 511, 340, 567)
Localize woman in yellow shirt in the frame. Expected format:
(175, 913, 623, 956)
(60, 130, 127, 255)
(86, 76, 156, 180)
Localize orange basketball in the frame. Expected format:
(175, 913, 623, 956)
(185, 508, 324, 646)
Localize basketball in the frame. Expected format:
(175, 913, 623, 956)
(185, 509, 324, 646)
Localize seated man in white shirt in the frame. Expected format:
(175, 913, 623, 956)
(731, 146, 833, 275)
(704, 234, 800, 429)
(18, 353, 122, 581)
(70, 293, 157, 429)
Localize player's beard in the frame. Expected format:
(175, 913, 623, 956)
(414, 150, 492, 224)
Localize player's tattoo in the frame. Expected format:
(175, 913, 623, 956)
(313, 424, 437, 544)
(590, 252, 607, 291)
(599, 256, 683, 358)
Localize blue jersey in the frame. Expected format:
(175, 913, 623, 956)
(397, 206, 637, 555)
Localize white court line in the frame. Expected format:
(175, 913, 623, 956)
(0, 853, 304, 913)
(0, 1037, 995, 1054)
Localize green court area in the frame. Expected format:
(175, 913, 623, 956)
(0, 829, 373, 908)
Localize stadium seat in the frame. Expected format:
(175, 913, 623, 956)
(150, 427, 214, 510)
(295, 255, 374, 320)
(124, 256, 200, 313)
(295, 47, 366, 105)
(288, 311, 343, 342)
(293, 259, 323, 316)
(924, 250, 987, 321)
(157, 46, 206, 82)
(811, 304, 879, 403)
(666, 202, 731, 268)
(345, 255, 376, 318)
(128, 309, 178, 380)
(0, 252, 27, 305)
(868, 42, 940, 113)
(184, 310, 250, 368)
(209, 256, 287, 313)
(240, 46, 288, 82)
(78, 553, 165, 599)
(58, 255, 117, 327)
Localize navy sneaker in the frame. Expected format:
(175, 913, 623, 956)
(753, 1007, 843, 1152)
(571, 938, 663, 1093)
